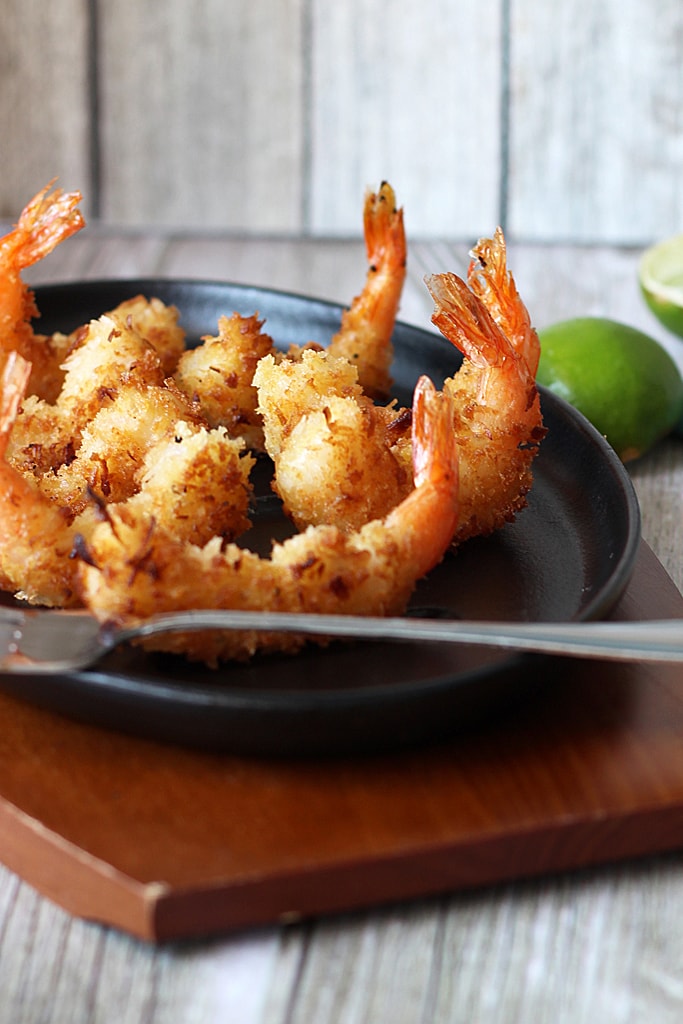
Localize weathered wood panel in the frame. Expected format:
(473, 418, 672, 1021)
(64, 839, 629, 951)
(2, 0, 683, 242)
(97, 0, 305, 230)
(307, 0, 503, 237)
(509, 0, 683, 244)
(0, 0, 91, 218)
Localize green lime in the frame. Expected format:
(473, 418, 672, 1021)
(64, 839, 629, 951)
(537, 317, 683, 461)
(639, 234, 683, 338)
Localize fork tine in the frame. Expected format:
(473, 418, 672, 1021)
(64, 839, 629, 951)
(0, 606, 28, 626)
(0, 606, 28, 669)
(0, 607, 104, 672)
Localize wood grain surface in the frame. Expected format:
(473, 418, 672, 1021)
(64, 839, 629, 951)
(0, 233, 682, 1023)
(3, 1, 683, 241)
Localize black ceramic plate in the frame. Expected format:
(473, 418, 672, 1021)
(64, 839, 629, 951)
(0, 280, 641, 756)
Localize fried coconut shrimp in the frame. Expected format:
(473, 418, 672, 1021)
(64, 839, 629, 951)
(115, 421, 254, 546)
(256, 228, 544, 548)
(0, 353, 254, 607)
(173, 312, 276, 449)
(426, 250, 545, 544)
(325, 181, 406, 401)
(75, 376, 458, 664)
(0, 182, 84, 402)
(0, 181, 543, 670)
(254, 348, 412, 532)
(107, 295, 186, 376)
(35, 383, 203, 515)
(7, 308, 176, 480)
(0, 354, 77, 603)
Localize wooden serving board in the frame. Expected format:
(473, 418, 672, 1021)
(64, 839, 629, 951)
(0, 540, 682, 943)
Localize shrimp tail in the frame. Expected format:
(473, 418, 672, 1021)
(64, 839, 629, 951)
(2, 181, 85, 271)
(467, 227, 540, 376)
(384, 375, 459, 575)
(425, 271, 510, 372)
(411, 374, 458, 493)
(0, 351, 31, 455)
(363, 180, 407, 280)
(0, 183, 85, 397)
(327, 181, 406, 400)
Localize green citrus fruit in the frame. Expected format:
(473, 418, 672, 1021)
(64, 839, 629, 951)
(537, 317, 683, 461)
(639, 234, 683, 338)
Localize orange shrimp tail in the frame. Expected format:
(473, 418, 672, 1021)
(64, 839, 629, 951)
(467, 228, 540, 376)
(329, 181, 406, 400)
(389, 375, 458, 574)
(379, 375, 459, 583)
(2, 181, 85, 271)
(0, 352, 30, 454)
(411, 375, 456, 489)
(426, 271, 513, 371)
(363, 181, 407, 274)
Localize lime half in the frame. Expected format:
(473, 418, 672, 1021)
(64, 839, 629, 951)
(639, 234, 683, 338)
(537, 317, 683, 461)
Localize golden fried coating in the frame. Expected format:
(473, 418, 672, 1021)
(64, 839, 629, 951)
(174, 312, 275, 449)
(254, 348, 364, 457)
(76, 378, 458, 664)
(121, 421, 254, 546)
(6, 311, 177, 490)
(107, 295, 186, 376)
(36, 383, 200, 516)
(255, 349, 412, 532)
(0, 354, 80, 606)
(0, 353, 254, 607)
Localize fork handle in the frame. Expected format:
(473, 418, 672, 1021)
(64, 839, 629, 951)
(116, 611, 683, 662)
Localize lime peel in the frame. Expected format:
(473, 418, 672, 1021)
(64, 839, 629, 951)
(537, 316, 683, 462)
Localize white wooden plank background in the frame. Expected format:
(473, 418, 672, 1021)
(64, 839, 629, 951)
(307, 0, 502, 237)
(2, 1, 683, 238)
(0, 0, 92, 216)
(96, 0, 305, 230)
(509, 0, 683, 244)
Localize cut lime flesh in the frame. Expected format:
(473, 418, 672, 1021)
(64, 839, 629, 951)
(639, 235, 683, 338)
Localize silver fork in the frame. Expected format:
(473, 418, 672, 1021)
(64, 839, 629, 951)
(1, 605, 683, 673)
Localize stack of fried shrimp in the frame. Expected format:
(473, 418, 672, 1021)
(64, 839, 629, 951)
(0, 181, 543, 664)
